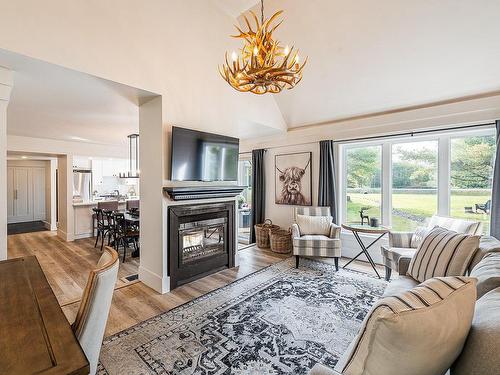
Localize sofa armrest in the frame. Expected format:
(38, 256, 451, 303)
(398, 256, 412, 275)
(329, 223, 341, 239)
(291, 223, 301, 239)
(308, 364, 341, 375)
(389, 231, 414, 248)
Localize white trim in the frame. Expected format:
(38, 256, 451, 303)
(438, 136, 450, 215)
(138, 266, 170, 294)
(382, 142, 391, 226)
(57, 228, 74, 242)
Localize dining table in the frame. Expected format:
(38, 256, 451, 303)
(0, 256, 89, 374)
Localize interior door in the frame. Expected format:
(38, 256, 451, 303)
(32, 168, 46, 221)
(11, 168, 34, 223)
(7, 167, 15, 221)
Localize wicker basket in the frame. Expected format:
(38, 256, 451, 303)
(269, 228, 292, 254)
(255, 219, 280, 248)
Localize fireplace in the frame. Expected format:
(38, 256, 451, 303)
(168, 202, 235, 289)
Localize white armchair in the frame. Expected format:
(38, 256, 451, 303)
(381, 215, 482, 280)
(292, 206, 341, 270)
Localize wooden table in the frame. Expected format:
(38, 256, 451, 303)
(341, 224, 390, 279)
(0, 256, 89, 374)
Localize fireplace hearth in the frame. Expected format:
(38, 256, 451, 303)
(168, 202, 235, 289)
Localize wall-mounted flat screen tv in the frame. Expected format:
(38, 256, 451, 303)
(170, 126, 240, 181)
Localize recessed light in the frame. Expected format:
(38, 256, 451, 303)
(70, 136, 88, 141)
(21, 156, 28, 159)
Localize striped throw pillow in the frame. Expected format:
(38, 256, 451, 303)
(407, 227, 479, 282)
(338, 277, 477, 375)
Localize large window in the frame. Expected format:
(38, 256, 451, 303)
(450, 135, 495, 233)
(345, 146, 382, 225)
(391, 141, 438, 231)
(341, 128, 496, 234)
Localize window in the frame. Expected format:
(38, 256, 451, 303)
(450, 135, 495, 234)
(341, 127, 496, 234)
(345, 146, 382, 225)
(391, 141, 438, 231)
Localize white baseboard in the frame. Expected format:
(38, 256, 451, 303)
(57, 228, 74, 242)
(139, 266, 170, 294)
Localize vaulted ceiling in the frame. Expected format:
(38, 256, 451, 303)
(3, 0, 500, 145)
(218, 0, 500, 129)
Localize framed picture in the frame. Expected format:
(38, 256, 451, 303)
(275, 152, 312, 206)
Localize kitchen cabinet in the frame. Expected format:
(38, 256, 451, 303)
(92, 159, 128, 185)
(73, 156, 91, 169)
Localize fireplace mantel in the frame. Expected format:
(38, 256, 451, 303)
(163, 185, 246, 201)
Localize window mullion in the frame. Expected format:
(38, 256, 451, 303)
(382, 142, 392, 226)
(438, 136, 450, 216)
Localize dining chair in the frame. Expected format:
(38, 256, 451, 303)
(126, 199, 139, 210)
(93, 208, 112, 251)
(72, 247, 119, 375)
(114, 213, 139, 262)
(98, 200, 119, 211)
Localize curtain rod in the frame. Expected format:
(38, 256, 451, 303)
(239, 121, 497, 153)
(333, 122, 496, 144)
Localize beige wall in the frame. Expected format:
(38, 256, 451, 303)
(0, 0, 285, 137)
(0, 67, 12, 260)
(57, 155, 73, 241)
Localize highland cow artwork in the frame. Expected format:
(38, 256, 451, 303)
(275, 152, 312, 206)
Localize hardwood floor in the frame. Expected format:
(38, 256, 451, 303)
(7, 231, 385, 337)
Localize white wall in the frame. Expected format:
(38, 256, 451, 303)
(0, 67, 12, 260)
(57, 155, 74, 241)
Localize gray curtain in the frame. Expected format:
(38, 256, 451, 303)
(490, 120, 500, 238)
(250, 149, 266, 243)
(318, 140, 337, 223)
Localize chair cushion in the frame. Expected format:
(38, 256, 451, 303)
(381, 246, 417, 272)
(296, 214, 332, 236)
(470, 252, 500, 299)
(451, 287, 500, 375)
(428, 215, 482, 235)
(338, 277, 476, 375)
(293, 235, 339, 249)
(410, 226, 430, 248)
(407, 227, 480, 282)
(382, 275, 419, 297)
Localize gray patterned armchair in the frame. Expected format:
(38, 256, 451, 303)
(291, 206, 341, 270)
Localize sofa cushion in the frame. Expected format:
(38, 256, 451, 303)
(469, 235, 500, 272)
(451, 287, 500, 375)
(428, 215, 482, 235)
(408, 227, 480, 282)
(337, 277, 476, 375)
(296, 214, 332, 236)
(382, 275, 419, 297)
(470, 252, 500, 299)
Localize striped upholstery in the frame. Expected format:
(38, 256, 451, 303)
(381, 246, 417, 273)
(389, 231, 414, 248)
(408, 227, 480, 282)
(337, 277, 477, 375)
(292, 207, 341, 258)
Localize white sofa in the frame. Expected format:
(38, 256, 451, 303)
(309, 235, 500, 375)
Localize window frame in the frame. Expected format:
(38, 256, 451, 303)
(338, 126, 495, 231)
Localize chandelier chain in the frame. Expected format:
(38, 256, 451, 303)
(261, 0, 264, 24)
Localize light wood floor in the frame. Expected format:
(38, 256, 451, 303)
(7, 231, 385, 337)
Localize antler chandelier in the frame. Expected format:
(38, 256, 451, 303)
(219, 0, 307, 95)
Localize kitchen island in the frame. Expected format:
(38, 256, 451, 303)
(73, 199, 138, 239)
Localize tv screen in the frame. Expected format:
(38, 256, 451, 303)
(170, 126, 240, 181)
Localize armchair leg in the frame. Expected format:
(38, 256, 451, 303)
(385, 266, 392, 281)
(334, 257, 339, 271)
(295, 255, 299, 268)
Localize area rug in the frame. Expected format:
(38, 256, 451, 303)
(98, 258, 387, 375)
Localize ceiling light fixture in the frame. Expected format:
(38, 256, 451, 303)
(219, 0, 307, 95)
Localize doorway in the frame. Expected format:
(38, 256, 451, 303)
(237, 156, 252, 247)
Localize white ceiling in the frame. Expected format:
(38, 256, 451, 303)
(244, 0, 500, 128)
(3, 0, 500, 144)
(1, 49, 154, 146)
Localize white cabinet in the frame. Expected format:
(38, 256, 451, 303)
(73, 156, 91, 169)
(74, 205, 94, 238)
(92, 160, 104, 185)
(92, 159, 128, 183)
(7, 166, 46, 224)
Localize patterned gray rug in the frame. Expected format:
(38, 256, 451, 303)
(98, 258, 387, 375)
